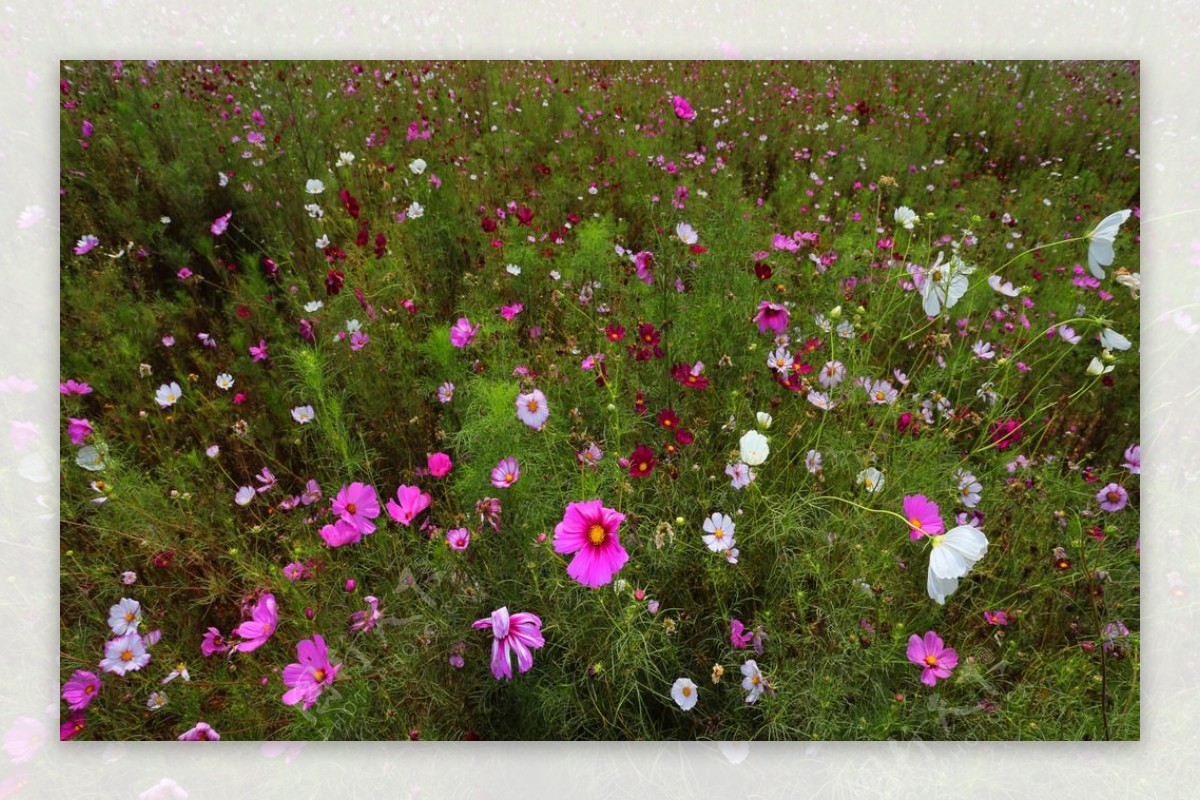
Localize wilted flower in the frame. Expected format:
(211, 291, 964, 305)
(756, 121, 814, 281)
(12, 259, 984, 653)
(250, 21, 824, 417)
(473, 607, 545, 680)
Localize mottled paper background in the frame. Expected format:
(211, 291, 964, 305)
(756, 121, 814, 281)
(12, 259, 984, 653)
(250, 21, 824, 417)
(5, 0, 1195, 796)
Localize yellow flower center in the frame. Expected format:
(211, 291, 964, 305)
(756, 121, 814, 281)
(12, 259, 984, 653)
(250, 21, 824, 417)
(346, 503, 357, 515)
(752, 675, 761, 686)
(313, 669, 326, 683)
(85, 685, 96, 695)
(527, 399, 539, 412)
(121, 650, 134, 662)
(505, 473, 514, 482)
(682, 685, 692, 697)
(714, 529, 725, 540)
(638, 462, 648, 472)
(1107, 491, 1120, 503)
(587, 524, 607, 546)
(925, 654, 937, 666)
(124, 611, 135, 622)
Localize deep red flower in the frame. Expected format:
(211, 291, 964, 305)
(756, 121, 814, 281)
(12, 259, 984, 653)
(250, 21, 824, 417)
(628, 445, 656, 478)
(656, 408, 680, 430)
(605, 323, 626, 342)
(674, 428, 694, 445)
(326, 269, 345, 295)
(339, 189, 360, 218)
(754, 262, 773, 281)
(671, 361, 710, 390)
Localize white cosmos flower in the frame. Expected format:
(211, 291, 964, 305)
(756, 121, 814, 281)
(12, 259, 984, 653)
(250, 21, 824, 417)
(671, 678, 699, 711)
(920, 252, 971, 317)
(336, 151, 356, 168)
(1086, 209, 1132, 279)
(292, 405, 315, 424)
(926, 525, 988, 605)
(215, 373, 234, 390)
(409, 158, 427, 175)
(675, 221, 698, 245)
(756, 411, 773, 429)
(1099, 328, 1131, 351)
(856, 467, 884, 493)
(1087, 357, 1114, 376)
(1114, 270, 1140, 299)
(304, 301, 324, 313)
(894, 206, 919, 230)
(305, 179, 325, 194)
(739, 430, 769, 466)
(235, 486, 255, 506)
(987, 274, 1021, 297)
(155, 382, 182, 408)
(407, 201, 425, 219)
(702, 512, 736, 552)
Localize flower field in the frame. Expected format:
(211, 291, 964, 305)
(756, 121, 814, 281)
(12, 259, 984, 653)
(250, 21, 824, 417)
(59, 60, 1139, 741)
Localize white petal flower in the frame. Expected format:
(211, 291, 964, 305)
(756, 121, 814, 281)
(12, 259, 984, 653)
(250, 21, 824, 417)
(926, 525, 988, 605)
(671, 678, 699, 711)
(738, 430, 769, 466)
(755, 411, 773, 429)
(856, 467, 884, 494)
(409, 158, 427, 175)
(1086, 209, 1132, 279)
(987, 274, 1021, 297)
(894, 206, 919, 230)
(1099, 328, 1131, 351)
(305, 179, 325, 194)
(1087, 357, 1114, 376)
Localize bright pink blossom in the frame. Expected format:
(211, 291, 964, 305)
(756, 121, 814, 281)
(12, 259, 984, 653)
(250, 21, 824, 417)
(490, 457, 520, 488)
(281, 634, 340, 710)
(906, 630, 958, 686)
(178, 721, 221, 741)
(902, 494, 945, 540)
(66, 417, 93, 445)
(61, 670, 101, 711)
(449, 317, 479, 348)
(232, 593, 278, 652)
(331, 482, 380, 534)
(553, 499, 629, 588)
(427, 452, 453, 478)
(753, 301, 790, 334)
(473, 606, 545, 680)
(386, 484, 431, 527)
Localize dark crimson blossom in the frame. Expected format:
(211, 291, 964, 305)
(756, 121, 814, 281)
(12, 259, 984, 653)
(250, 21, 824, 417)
(754, 262, 773, 281)
(356, 226, 369, 247)
(339, 188, 360, 218)
(674, 428, 694, 445)
(671, 361, 710, 390)
(374, 232, 387, 259)
(515, 205, 534, 226)
(480, 215, 497, 233)
(897, 412, 918, 436)
(633, 390, 648, 416)
(636, 322, 661, 348)
(326, 269, 345, 295)
(263, 257, 279, 280)
(628, 445, 657, 478)
(989, 417, 1024, 450)
(657, 408, 681, 430)
(605, 323, 626, 342)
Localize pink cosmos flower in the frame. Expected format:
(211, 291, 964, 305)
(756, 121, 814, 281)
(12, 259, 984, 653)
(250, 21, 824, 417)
(320, 519, 362, 547)
(902, 494, 945, 540)
(178, 721, 221, 741)
(984, 610, 1010, 626)
(232, 593, 278, 652)
(201, 627, 229, 657)
(281, 634, 340, 710)
(449, 317, 479, 348)
(99, 632, 151, 675)
(210, 211, 232, 236)
(248, 339, 269, 362)
(473, 606, 545, 680)
(553, 499, 629, 588)
(753, 301, 790, 334)
(59, 379, 93, 395)
(66, 417, 93, 445)
(516, 389, 550, 430)
(60, 712, 87, 741)
(331, 482, 380, 534)
(385, 484, 431, 526)
(672, 95, 696, 121)
(1122, 444, 1140, 475)
(1096, 482, 1128, 512)
(61, 670, 101, 711)
(491, 457, 520, 488)
(73, 234, 99, 255)
(427, 452, 453, 478)
(500, 303, 524, 321)
(446, 527, 471, 550)
(730, 620, 753, 650)
(350, 596, 382, 633)
(906, 630, 958, 687)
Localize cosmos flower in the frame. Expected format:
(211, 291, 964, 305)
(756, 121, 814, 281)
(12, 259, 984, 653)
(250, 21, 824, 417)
(178, 722, 221, 741)
(436, 382, 455, 403)
(281, 634, 340, 711)
(427, 452, 453, 477)
(675, 221, 698, 245)
(672, 95, 696, 121)
(726, 462, 755, 490)
(954, 468, 982, 509)
(553, 499, 629, 588)
(210, 211, 232, 236)
(754, 301, 790, 334)
(100, 632, 151, 675)
(857, 467, 884, 493)
(894, 206, 919, 230)
(1096, 482, 1128, 512)
(926, 525, 989, 605)
(1086, 209, 1132, 279)
(516, 389, 550, 430)
(66, 417, 93, 445)
(331, 482, 380, 534)
(108, 598, 142, 635)
(490, 457, 520, 488)
(473, 607, 545, 680)
(920, 252, 971, 317)
(386, 484, 432, 527)
(305, 179, 325, 194)
(291, 405, 315, 424)
(61, 670, 102, 711)
(1122, 444, 1140, 475)
(740, 660, 766, 704)
(201, 627, 229, 657)
(155, 382, 182, 408)
(671, 678, 699, 710)
(702, 512, 736, 552)
(906, 630, 958, 686)
(233, 594, 279, 652)
(74, 234, 100, 255)
(739, 430, 769, 466)
(903, 495, 945, 540)
(446, 528, 471, 550)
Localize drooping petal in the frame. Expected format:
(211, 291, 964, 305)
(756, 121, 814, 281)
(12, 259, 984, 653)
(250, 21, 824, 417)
(927, 568, 959, 605)
(941, 525, 988, 565)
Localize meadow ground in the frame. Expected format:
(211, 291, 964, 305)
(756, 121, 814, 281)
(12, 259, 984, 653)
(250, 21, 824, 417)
(58, 60, 1139, 741)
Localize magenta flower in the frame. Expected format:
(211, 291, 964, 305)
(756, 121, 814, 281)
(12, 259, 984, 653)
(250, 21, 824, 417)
(61, 670, 101, 711)
(1122, 443, 1140, 474)
(516, 388, 550, 430)
(491, 457, 520, 488)
(983, 610, 1010, 626)
(730, 620, 753, 650)
(553, 499, 629, 588)
(178, 721, 221, 741)
(281, 634, 340, 710)
(331, 482, 380, 534)
(73, 234, 99, 255)
(1096, 482, 1128, 512)
(753, 301, 790, 334)
(446, 527, 471, 550)
(232, 593, 278, 652)
(210, 211, 232, 236)
(500, 303, 524, 321)
(427, 452, 453, 478)
(906, 630, 958, 687)
(385, 484, 431, 527)
(902, 494, 945, 540)
(320, 519, 362, 547)
(248, 339, 270, 362)
(672, 95, 696, 121)
(66, 417, 93, 445)
(472, 606, 545, 680)
(59, 379, 93, 395)
(200, 627, 229, 657)
(60, 712, 87, 741)
(350, 596, 382, 633)
(449, 317, 479, 348)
